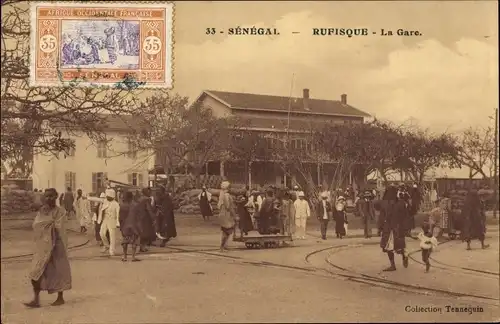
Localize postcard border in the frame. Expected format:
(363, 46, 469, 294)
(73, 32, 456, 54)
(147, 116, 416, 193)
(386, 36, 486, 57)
(29, 1, 174, 89)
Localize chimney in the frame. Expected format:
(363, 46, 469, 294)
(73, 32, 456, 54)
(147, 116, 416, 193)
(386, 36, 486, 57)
(341, 94, 347, 105)
(303, 88, 310, 110)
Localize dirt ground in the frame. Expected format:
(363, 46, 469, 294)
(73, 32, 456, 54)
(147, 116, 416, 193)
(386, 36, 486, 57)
(1, 215, 499, 323)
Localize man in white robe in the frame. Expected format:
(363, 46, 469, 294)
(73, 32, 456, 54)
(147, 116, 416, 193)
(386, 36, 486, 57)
(98, 189, 120, 256)
(293, 191, 311, 239)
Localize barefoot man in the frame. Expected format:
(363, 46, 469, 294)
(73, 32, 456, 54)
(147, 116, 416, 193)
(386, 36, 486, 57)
(25, 188, 72, 308)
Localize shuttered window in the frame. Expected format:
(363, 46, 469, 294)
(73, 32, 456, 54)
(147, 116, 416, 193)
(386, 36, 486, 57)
(127, 139, 137, 159)
(91, 172, 108, 194)
(65, 140, 76, 157)
(128, 172, 144, 187)
(97, 141, 107, 158)
(64, 172, 76, 191)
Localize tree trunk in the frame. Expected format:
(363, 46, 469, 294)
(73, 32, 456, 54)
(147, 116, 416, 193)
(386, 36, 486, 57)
(248, 160, 252, 188)
(468, 168, 477, 190)
(192, 166, 203, 188)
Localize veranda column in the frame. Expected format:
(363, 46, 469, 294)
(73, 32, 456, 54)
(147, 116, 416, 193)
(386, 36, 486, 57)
(317, 162, 321, 186)
(220, 160, 225, 178)
(248, 161, 252, 188)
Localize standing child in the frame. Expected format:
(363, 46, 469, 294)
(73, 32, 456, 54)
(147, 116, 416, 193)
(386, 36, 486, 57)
(417, 222, 438, 273)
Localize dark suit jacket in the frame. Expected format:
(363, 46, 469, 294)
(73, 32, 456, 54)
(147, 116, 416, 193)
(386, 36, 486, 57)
(358, 198, 376, 221)
(316, 200, 333, 220)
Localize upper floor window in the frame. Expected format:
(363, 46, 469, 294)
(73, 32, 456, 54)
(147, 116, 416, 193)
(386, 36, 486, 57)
(97, 140, 107, 158)
(64, 140, 76, 157)
(127, 139, 137, 159)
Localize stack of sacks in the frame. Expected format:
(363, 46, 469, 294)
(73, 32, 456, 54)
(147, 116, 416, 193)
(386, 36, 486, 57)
(174, 184, 248, 214)
(1, 184, 35, 215)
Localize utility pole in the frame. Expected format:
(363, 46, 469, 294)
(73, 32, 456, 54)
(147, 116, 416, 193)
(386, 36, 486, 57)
(494, 108, 498, 218)
(285, 73, 295, 188)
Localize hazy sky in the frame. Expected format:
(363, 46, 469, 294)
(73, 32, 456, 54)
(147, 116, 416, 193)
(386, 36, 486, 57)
(172, 1, 498, 133)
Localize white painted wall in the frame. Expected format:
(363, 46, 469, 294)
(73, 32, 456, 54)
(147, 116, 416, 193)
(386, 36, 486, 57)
(32, 130, 153, 194)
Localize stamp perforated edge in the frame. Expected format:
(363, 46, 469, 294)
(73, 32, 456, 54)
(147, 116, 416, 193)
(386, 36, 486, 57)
(29, 1, 174, 89)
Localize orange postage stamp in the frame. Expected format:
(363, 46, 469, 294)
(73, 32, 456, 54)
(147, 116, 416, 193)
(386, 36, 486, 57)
(30, 2, 173, 88)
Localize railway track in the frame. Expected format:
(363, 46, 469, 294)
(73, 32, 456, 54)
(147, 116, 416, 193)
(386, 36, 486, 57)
(3, 230, 498, 307)
(407, 240, 500, 278)
(305, 243, 499, 306)
(0, 228, 91, 263)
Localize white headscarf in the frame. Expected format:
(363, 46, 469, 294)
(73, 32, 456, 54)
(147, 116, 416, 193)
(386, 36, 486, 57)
(221, 181, 230, 190)
(335, 196, 346, 211)
(105, 188, 116, 199)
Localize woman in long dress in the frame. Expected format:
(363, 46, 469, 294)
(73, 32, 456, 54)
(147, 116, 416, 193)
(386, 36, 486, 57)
(198, 186, 213, 221)
(377, 186, 409, 271)
(235, 194, 254, 235)
(255, 189, 276, 235)
(166, 200, 177, 240)
(333, 196, 348, 238)
(25, 188, 72, 308)
(280, 191, 295, 236)
(333, 196, 347, 238)
(461, 190, 489, 250)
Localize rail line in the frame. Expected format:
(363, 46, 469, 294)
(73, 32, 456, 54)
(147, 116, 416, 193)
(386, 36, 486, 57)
(1, 228, 91, 262)
(407, 240, 500, 278)
(3, 230, 498, 306)
(304, 243, 499, 306)
(429, 257, 500, 277)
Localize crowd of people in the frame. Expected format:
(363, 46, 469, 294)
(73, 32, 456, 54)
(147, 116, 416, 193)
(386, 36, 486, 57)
(24, 185, 178, 308)
(200, 182, 421, 244)
(24, 180, 491, 308)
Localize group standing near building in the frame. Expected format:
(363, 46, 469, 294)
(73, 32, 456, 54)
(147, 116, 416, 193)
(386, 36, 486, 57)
(25, 179, 491, 307)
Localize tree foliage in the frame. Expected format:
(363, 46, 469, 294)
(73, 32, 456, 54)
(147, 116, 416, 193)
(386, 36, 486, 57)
(395, 129, 460, 183)
(224, 117, 462, 197)
(226, 125, 271, 164)
(1, 0, 145, 177)
(130, 94, 234, 183)
(454, 126, 495, 179)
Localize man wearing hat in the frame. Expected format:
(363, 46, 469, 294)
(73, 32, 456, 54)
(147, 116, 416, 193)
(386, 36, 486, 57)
(218, 181, 237, 252)
(358, 190, 376, 238)
(293, 191, 311, 239)
(98, 188, 120, 256)
(316, 191, 333, 240)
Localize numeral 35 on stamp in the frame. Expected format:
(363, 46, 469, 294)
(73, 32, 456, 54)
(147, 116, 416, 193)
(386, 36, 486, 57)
(30, 2, 173, 88)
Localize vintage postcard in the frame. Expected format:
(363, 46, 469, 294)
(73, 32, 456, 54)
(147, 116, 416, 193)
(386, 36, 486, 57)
(29, 2, 173, 88)
(1, 1, 499, 323)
